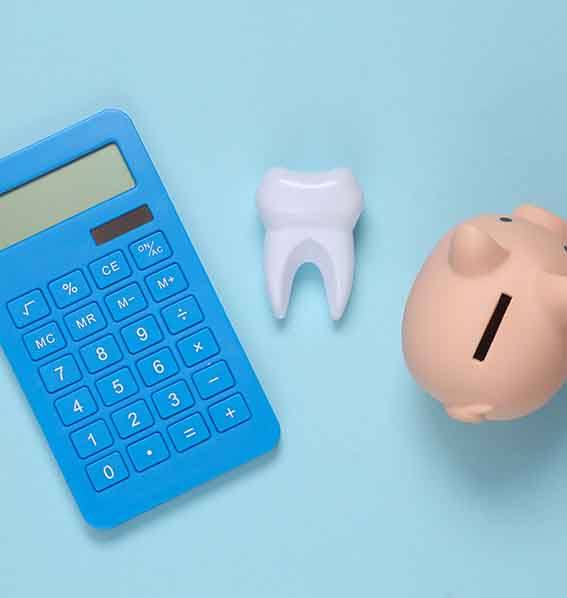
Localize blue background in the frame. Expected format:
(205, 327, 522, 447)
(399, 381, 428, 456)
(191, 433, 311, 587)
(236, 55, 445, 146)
(1, 1, 567, 596)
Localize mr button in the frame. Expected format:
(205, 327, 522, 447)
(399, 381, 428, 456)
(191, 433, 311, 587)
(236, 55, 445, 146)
(89, 251, 131, 289)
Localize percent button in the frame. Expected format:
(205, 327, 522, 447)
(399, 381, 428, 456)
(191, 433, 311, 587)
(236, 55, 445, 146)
(130, 232, 172, 270)
(49, 270, 92, 308)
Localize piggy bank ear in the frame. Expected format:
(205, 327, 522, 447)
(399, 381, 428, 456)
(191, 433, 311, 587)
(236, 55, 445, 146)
(538, 271, 567, 327)
(513, 204, 567, 236)
(449, 224, 509, 276)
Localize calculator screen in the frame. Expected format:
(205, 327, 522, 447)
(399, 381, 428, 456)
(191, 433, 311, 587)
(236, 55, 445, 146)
(0, 144, 135, 250)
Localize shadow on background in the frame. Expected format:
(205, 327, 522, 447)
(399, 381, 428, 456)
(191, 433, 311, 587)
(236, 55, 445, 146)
(409, 375, 567, 495)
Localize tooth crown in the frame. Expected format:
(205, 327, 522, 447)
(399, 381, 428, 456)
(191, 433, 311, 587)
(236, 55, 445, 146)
(256, 168, 363, 229)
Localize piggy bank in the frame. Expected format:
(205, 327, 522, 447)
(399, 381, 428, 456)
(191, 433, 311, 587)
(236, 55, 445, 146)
(402, 204, 567, 422)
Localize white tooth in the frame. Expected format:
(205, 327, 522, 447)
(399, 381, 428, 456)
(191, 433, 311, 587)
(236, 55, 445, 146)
(256, 168, 363, 320)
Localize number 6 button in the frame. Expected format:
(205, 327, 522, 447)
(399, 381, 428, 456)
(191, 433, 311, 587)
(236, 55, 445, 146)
(137, 348, 179, 386)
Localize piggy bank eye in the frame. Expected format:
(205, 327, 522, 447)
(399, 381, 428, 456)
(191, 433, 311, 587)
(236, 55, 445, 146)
(563, 245, 567, 254)
(499, 217, 513, 222)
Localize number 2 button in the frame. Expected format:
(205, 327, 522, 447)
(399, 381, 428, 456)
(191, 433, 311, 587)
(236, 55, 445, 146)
(111, 400, 154, 438)
(80, 335, 122, 373)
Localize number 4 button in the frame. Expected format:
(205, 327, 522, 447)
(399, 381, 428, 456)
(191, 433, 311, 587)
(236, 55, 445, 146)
(55, 387, 97, 426)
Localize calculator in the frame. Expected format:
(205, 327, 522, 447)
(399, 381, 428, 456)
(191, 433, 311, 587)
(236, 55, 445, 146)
(0, 110, 280, 528)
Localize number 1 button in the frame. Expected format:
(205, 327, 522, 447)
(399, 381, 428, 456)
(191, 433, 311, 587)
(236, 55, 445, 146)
(71, 420, 113, 459)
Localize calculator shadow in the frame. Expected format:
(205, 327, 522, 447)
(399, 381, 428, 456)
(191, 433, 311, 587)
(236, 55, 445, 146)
(409, 375, 567, 494)
(83, 445, 280, 541)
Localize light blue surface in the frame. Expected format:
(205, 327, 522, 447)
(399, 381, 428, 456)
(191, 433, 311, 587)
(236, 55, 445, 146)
(2, 0, 567, 595)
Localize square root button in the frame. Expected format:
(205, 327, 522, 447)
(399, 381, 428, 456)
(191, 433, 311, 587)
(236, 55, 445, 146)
(8, 290, 50, 328)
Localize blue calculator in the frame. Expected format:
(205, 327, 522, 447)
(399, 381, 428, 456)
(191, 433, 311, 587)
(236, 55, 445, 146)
(0, 110, 280, 528)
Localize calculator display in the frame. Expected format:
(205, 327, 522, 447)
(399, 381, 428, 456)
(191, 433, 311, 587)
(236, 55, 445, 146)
(0, 144, 135, 250)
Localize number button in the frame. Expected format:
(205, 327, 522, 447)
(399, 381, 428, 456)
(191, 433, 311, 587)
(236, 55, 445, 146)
(137, 348, 179, 386)
(96, 367, 138, 406)
(89, 251, 131, 289)
(80, 335, 122, 373)
(209, 394, 251, 432)
(8, 290, 50, 328)
(70, 420, 113, 458)
(105, 283, 147, 322)
(129, 232, 172, 270)
(161, 296, 204, 334)
(23, 322, 66, 361)
(111, 400, 154, 439)
(178, 328, 219, 367)
(127, 433, 170, 472)
(49, 270, 91, 308)
(86, 452, 129, 492)
(145, 264, 188, 302)
(193, 361, 235, 399)
(64, 302, 106, 341)
(152, 380, 194, 419)
(55, 387, 97, 426)
(168, 413, 211, 452)
(121, 315, 163, 354)
(39, 355, 82, 393)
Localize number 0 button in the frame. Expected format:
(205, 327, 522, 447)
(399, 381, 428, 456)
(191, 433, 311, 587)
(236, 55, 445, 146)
(80, 335, 122, 373)
(137, 348, 179, 386)
(87, 453, 129, 492)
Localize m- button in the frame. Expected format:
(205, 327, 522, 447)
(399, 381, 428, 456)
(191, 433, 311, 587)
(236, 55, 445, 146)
(89, 251, 131, 289)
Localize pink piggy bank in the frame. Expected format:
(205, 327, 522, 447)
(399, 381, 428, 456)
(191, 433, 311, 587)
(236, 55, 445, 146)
(402, 204, 567, 422)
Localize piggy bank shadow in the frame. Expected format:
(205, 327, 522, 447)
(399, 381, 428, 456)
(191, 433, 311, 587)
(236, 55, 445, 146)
(412, 379, 567, 495)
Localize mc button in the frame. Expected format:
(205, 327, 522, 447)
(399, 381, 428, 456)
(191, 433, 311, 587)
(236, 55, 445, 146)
(23, 322, 66, 361)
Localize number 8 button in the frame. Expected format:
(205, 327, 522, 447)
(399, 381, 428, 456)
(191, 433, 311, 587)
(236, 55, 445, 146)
(80, 335, 122, 373)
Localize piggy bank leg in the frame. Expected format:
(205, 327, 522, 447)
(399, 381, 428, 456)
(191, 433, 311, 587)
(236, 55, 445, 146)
(445, 404, 494, 423)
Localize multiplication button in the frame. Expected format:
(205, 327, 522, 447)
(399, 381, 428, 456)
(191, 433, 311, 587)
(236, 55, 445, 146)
(8, 290, 50, 328)
(130, 232, 172, 270)
(49, 270, 91, 308)
(178, 328, 219, 367)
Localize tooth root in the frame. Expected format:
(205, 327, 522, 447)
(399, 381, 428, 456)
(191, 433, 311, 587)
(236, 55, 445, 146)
(264, 230, 354, 320)
(257, 168, 363, 321)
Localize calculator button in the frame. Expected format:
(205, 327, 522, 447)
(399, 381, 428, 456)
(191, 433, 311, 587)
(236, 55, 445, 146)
(39, 355, 82, 393)
(49, 270, 91, 308)
(178, 328, 219, 367)
(96, 367, 138, 406)
(89, 251, 131, 289)
(64, 302, 107, 341)
(209, 394, 251, 432)
(8, 290, 50, 328)
(23, 322, 66, 361)
(193, 361, 235, 399)
(105, 283, 147, 322)
(168, 413, 211, 452)
(70, 420, 113, 459)
(152, 380, 194, 419)
(55, 387, 98, 426)
(127, 433, 170, 472)
(121, 315, 163, 354)
(129, 232, 172, 270)
(145, 264, 188, 302)
(86, 452, 129, 492)
(137, 348, 179, 386)
(80, 335, 122, 373)
(111, 400, 154, 439)
(161, 296, 204, 334)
